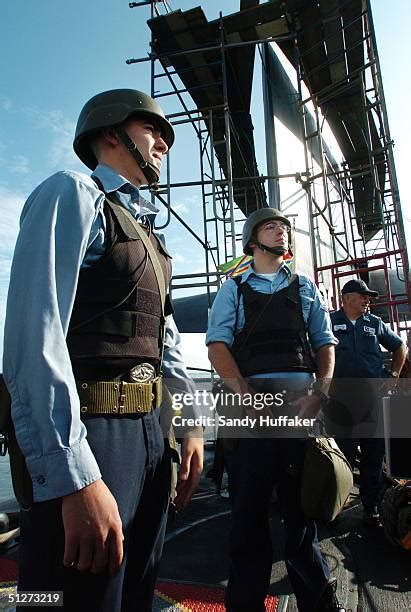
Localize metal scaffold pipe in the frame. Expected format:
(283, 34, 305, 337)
(365, 0, 409, 290)
(219, 13, 237, 260)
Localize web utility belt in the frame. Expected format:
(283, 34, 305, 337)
(77, 364, 162, 416)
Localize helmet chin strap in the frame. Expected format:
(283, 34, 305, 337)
(255, 240, 288, 256)
(115, 126, 160, 190)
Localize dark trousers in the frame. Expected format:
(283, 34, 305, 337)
(18, 410, 170, 612)
(336, 437, 385, 508)
(225, 438, 329, 612)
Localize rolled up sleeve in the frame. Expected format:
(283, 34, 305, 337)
(302, 278, 338, 351)
(205, 279, 238, 347)
(378, 320, 403, 352)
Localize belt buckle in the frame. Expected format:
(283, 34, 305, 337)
(129, 363, 156, 383)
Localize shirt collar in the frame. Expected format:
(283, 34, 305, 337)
(92, 163, 159, 218)
(240, 260, 291, 283)
(340, 308, 369, 323)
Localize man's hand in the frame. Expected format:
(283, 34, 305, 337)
(381, 375, 400, 397)
(62, 479, 124, 576)
(174, 433, 203, 512)
(291, 393, 322, 420)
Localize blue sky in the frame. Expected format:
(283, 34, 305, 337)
(0, 1, 409, 355)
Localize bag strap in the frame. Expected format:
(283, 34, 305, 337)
(287, 274, 299, 302)
(233, 275, 242, 334)
(91, 175, 166, 316)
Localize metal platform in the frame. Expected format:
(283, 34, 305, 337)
(147, 2, 285, 214)
(147, 0, 387, 239)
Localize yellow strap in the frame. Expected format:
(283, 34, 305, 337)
(77, 378, 162, 415)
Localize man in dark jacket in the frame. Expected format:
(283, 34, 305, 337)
(330, 279, 406, 527)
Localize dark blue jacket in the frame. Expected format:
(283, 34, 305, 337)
(331, 309, 403, 378)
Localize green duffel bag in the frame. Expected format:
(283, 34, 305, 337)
(301, 437, 353, 522)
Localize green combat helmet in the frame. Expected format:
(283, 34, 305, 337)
(73, 88, 175, 188)
(242, 208, 292, 256)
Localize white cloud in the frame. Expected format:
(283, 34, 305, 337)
(0, 187, 24, 299)
(23, 107, 81, 170)
(0, 185, 25, 254)
(180, 195, 200, 206)
(8, 154, 30, 175)
(0, 141, 30, 176)
(192, 265, 206, 274)
(172, 202, 189, 214)
(0, 185, 25, 358)
(1, 97, 12, 111)
(0, 103, 84, 182)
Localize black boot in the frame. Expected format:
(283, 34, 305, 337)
(317, 578, 346, 611)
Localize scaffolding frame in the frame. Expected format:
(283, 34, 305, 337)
(126, 0, 409, 335)
(127, 0, 278, 312)
(286, 0, 409, 333)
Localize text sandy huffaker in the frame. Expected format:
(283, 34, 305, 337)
(171, 415, 316, 428)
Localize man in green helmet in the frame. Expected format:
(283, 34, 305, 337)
(206, 208, 345, 611)
(3, 89, 203, 611)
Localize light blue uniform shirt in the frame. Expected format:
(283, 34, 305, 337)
(3, 164, 193, 502)
(206, 264, 337, 382)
